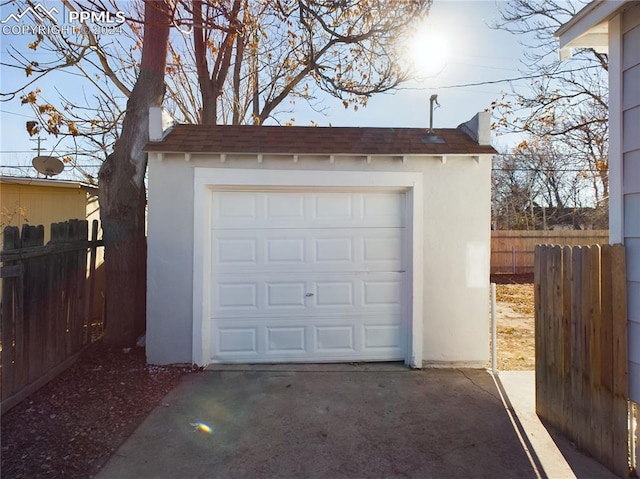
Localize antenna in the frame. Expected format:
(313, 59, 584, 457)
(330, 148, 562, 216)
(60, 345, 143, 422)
(30, 136, 46, 155)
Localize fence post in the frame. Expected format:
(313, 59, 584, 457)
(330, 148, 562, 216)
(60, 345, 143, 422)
(1, 226, 22, 402)
(85, 220, 99, 343)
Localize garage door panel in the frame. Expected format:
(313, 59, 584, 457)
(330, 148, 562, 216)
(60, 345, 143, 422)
(217, 283, 258, 310)
(364, 325, 402, 348)
(314, 194, 353, 219)
(314, 237, 353, 262)
(315, 281, 353, 306)
(212, 318, 404, 361)
(266, 282, 306, 308)
(266, 193, 305, 219)
(212, 273, 402, 316)
(363, 279, 402, 306)
(217, 328, 257, 353)
(213, 229, 403, 273)
(217, 238, 257, 264)
(266, 237, 306, 263)
(216, 193, 258, 219)
(214, 312, 402, 324)
(267, 327, 306, 352)
(315, 326, 355, 351)
(363, 235, 403, 262)
(213, 191, 404, 229)
(363, 193, 404, 222)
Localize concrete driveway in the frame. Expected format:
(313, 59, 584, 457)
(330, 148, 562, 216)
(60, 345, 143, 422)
(96, 365, 617, 479)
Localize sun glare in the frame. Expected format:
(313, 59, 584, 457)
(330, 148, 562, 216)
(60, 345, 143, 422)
(406, 25, 450, 78)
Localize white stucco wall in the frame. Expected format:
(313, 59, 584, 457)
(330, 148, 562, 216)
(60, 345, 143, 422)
(147, 153, 492, 366)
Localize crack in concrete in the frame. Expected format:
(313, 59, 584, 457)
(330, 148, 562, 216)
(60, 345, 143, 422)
(456, 369, 501, 401)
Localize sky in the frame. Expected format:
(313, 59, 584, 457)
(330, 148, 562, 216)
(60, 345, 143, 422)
(0, 0, 535, 181)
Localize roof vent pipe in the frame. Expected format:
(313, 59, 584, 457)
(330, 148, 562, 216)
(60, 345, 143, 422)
(422, 94, 445, 143)
(429, 94, 440, 131)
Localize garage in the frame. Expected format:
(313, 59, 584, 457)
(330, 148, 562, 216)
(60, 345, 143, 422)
(210, 189, 406, 363)
(145, 110, 496, 367)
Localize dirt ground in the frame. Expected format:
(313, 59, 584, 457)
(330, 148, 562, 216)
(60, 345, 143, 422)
(0, 343, 193, 478)
(492, 274, 535, 371)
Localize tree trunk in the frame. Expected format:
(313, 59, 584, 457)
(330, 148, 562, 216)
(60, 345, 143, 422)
(98, 0, 171, 346)
(232, 31, 244, 125)
(193, 0, 241, 125)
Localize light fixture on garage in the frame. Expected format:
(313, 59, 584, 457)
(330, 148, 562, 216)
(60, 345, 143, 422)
(423, 94, 445, 144)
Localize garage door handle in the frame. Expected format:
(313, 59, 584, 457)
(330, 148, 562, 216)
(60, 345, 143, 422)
(305, 293, 314, 297)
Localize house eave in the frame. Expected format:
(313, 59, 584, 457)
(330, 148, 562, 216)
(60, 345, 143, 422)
(556, 0, 628, 59)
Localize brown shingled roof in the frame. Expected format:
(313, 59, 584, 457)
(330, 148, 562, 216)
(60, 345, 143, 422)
(145, 124, 496, 156)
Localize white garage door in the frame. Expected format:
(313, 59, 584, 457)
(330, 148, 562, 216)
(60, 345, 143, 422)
(209, 190, 406, 363)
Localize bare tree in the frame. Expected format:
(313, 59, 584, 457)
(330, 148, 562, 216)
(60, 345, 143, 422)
(2, 0, 431, 345)
(492, 152, 540, 230)
(493, 133, 607, 230)
(489, 0, 608, 229)
(168, 0, 430, 125)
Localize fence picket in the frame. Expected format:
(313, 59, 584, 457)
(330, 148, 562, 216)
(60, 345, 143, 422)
(534, 245, 546, 419)
(23, 225, 45, 386)
(545, 246, 562, 424)
(561, 245, 573, 435)
(611, 244, 629, 478)
(600, 245, 615, 469)
(588, 245, 603, 462)
(1, 227, 20, 399)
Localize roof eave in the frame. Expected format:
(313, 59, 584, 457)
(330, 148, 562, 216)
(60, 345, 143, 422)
(556, 0, 628, 59)
(0, 176, 98, 190)
(146, 150, 495, 157)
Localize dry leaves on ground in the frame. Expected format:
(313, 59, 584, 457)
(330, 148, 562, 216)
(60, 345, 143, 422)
(1, 342, 193, 479)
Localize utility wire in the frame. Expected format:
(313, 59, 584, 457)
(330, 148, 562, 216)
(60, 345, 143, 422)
(399, 65, 602, 91)
(0, 109, 38, 119)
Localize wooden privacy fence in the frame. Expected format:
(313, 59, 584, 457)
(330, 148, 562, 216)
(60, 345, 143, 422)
(492, 230, 609, 274)
(534, 244, 628, 478)
(0, 219, 102, 414)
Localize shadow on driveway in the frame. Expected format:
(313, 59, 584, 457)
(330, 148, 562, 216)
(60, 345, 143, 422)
(96, 366, 617, 479)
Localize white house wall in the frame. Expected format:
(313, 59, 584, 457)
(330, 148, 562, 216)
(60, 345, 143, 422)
(146, 154, 492, 367)
(621, 3, 640, 401)
(147, 160, 195, 364)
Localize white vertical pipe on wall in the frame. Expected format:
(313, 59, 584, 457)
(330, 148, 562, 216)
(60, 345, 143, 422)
(491, 282, 497, 374)
(631, 402, 637, 473)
